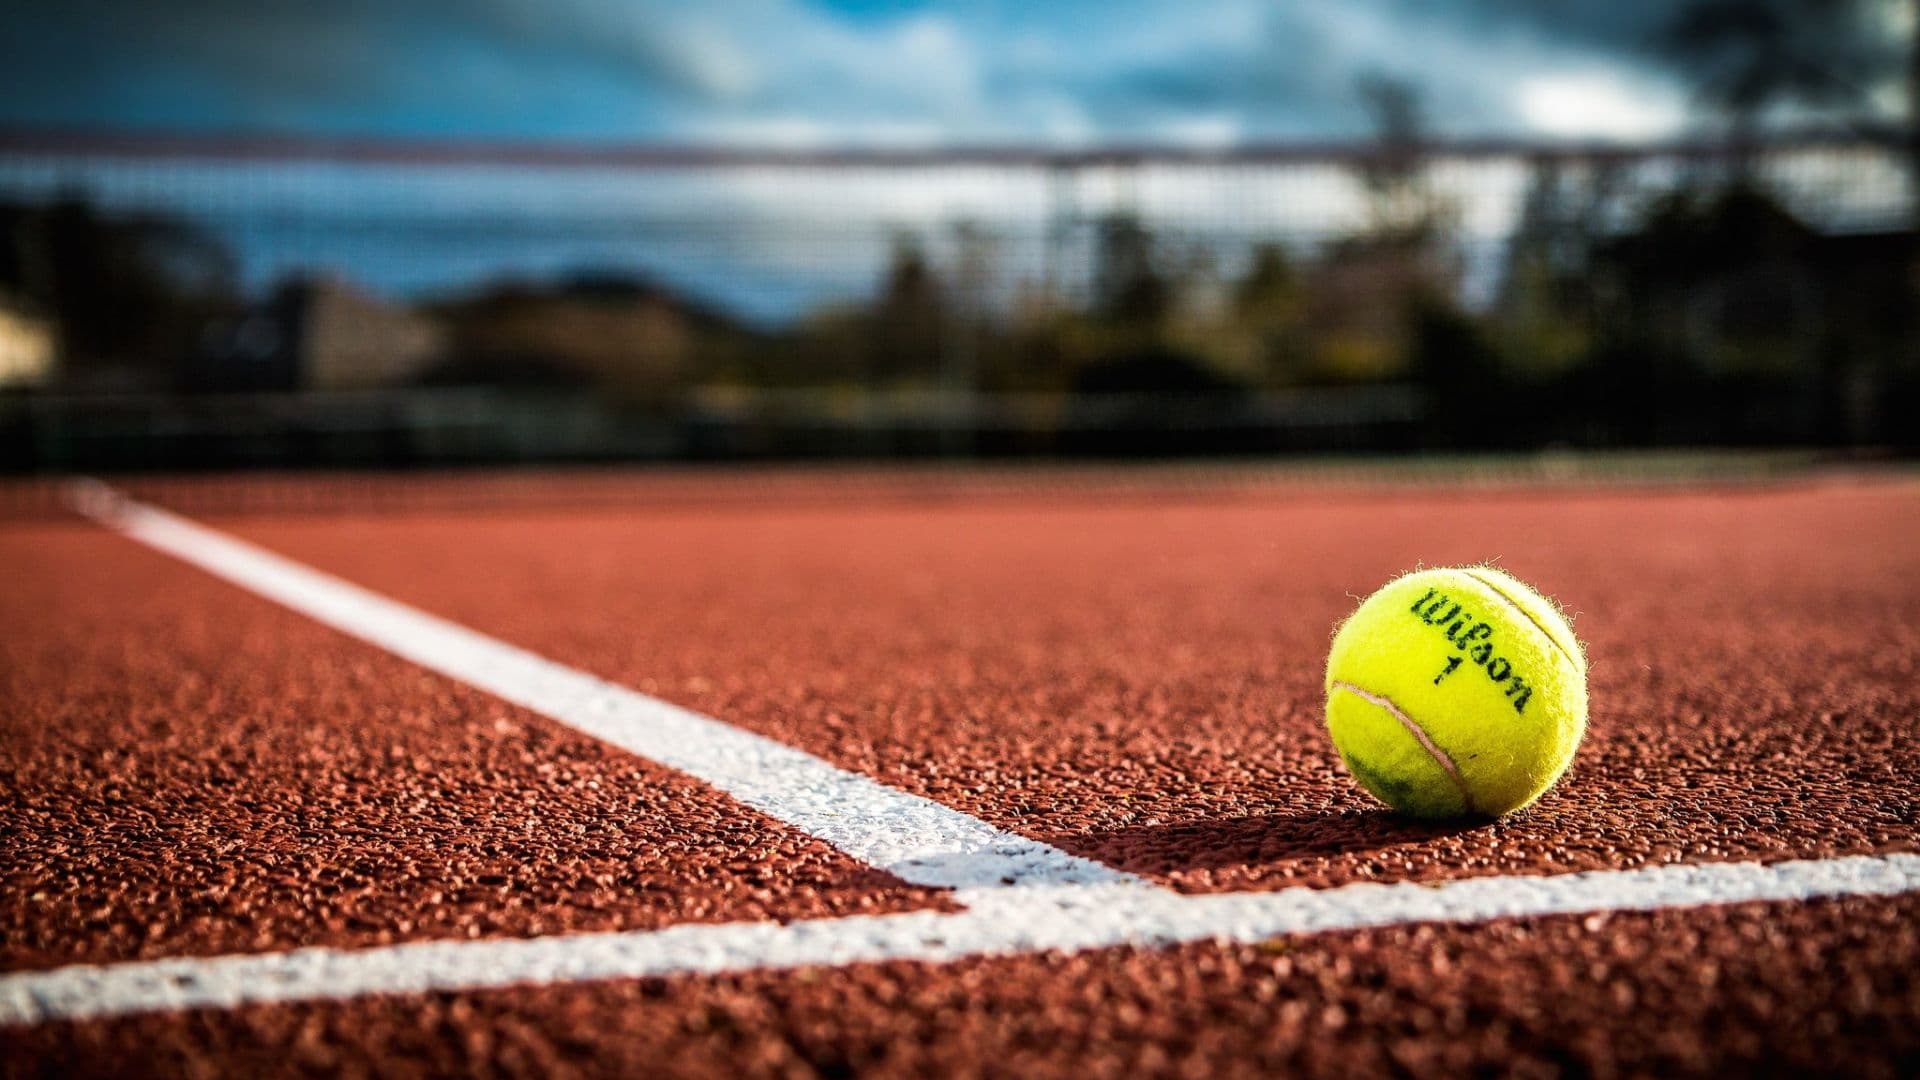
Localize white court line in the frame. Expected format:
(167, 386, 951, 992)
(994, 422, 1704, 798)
(26, 483, 1919, 1027)
(65, 480, 1135, 895)
(5, 854, 1917, 1025)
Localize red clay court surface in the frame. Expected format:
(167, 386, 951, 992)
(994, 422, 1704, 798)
(3, 466, 1917, 1077)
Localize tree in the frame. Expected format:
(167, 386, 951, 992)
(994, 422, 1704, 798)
(869, 234, 945, 384)
(1659, 0, 1902, 136)
(0, 196, 238, 389)
(1353, 75, 1447, 240)
(1223, 243, 1309, 385)
(1089, 212, 1172, 328)
(1304, 76, 1463, 385)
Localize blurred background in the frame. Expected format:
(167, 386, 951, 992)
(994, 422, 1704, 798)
(0, 1, 1914, 470)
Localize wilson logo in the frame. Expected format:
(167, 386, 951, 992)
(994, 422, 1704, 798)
(1409, 588, 1533, 713)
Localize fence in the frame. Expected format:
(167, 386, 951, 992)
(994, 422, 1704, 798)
(0, 129, 1913, 468)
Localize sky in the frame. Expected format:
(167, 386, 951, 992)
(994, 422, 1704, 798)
(2, 1, 1909, 146)
(0, 1, 1907, 323)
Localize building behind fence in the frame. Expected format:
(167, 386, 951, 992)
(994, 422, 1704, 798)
(0, 130, 1913, 469)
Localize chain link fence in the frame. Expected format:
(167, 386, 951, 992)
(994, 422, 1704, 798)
(0, 131, 1913, 468)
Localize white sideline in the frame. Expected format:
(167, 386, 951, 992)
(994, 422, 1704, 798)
(5, 854, 1917, 1025)
(63, 480, 1134, 895)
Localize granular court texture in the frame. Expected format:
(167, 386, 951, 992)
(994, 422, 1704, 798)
(2, 469, 1916, 1076)
(0, 524, 949, 972)
(226, 479, 1920, 891)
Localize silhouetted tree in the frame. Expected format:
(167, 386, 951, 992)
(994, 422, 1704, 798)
(0, 195, 237, 388)
(1226, 243, 1310, 385)
(869, 234, 945, 384)
(1410, 299, 1508, 447)
(1494, 159, 1624, 379)
(1596, 185, 1817, 371)
(1090, 212, 1172, 327)
(1304, 76, 1463, 386)
(1353, 75, 1446, 239)
(1660, 0, 1911, 208)
(1660, 0, 1899, 135)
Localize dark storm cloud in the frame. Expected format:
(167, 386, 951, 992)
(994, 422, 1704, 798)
(0, 0, 734, 135)
(0, 0, 1905, 141)
(1400, 0, 1906, 109)
(1425, 0, 1896, 61)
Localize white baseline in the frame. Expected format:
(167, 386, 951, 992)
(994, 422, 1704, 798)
(5, 854, 1917, 1024)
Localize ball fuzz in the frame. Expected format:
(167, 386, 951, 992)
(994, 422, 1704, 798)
(1325, 566, 1587, 819)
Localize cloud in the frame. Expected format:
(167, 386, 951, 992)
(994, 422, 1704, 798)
(1518, 73, 1687, 139)
(0, 0, 1903, 142)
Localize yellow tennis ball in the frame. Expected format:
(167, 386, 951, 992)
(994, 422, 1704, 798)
(1324, 566, 1587, 819)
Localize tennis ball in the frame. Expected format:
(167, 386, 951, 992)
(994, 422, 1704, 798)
(1324, 566, 1587, 819)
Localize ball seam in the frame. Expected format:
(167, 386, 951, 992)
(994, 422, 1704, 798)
(1458, 568, 1581, 672)
(1329, 680, 1477, 816)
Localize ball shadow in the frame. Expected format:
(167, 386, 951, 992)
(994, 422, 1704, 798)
(1042, 807, 1491, 878)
